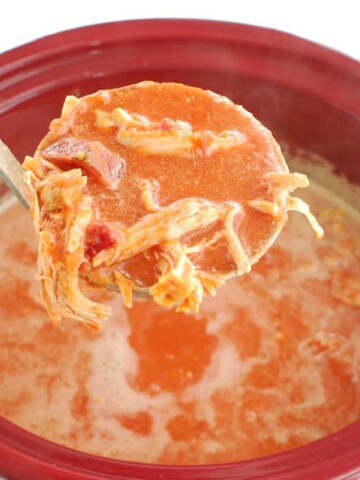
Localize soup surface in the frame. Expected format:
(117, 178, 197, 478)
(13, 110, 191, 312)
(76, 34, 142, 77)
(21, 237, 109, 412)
(0, 158, 359, 464)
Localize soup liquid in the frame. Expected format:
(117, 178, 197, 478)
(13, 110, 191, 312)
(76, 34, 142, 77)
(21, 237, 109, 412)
(0, 167, 360, 464)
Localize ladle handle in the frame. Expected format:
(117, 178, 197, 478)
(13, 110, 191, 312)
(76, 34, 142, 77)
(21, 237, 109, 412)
(0, 139, 29, 209)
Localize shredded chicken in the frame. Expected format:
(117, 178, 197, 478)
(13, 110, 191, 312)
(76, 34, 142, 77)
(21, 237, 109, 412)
(96, 108, 246, 156)
(23, 166, 111, 329)
(248, 171, 323, 239)
(24, 136, 252, 325)
(287, 197, 324, 238)
(23, 86, 323, 328)
(92, 198, 249, 271)
(86, 177, 250, 313)
(112, 271, 134, 308)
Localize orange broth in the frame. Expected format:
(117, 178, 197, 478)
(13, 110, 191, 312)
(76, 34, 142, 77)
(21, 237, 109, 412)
(0, 160, 359, 464)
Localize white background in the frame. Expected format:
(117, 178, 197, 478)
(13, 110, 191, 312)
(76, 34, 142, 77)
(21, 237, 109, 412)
(1, 0, 359, 60)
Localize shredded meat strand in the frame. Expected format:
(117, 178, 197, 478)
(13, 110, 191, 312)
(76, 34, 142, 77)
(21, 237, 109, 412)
(23, 166, 111, 329)
(96, 108, 246, 156)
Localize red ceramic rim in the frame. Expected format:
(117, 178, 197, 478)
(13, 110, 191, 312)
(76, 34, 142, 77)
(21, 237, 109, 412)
(0, 19, 360, 480)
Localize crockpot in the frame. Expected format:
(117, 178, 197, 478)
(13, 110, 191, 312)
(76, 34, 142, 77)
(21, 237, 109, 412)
(0, 19, 359, 480)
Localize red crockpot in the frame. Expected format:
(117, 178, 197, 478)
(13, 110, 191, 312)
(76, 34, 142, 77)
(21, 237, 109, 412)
(0, 19, 359, 480)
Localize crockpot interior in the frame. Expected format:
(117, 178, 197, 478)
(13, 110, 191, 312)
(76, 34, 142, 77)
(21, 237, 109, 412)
(0, 19, 359, 480)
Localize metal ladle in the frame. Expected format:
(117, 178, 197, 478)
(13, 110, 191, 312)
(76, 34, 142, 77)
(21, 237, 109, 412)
(0, 139, 29, 209)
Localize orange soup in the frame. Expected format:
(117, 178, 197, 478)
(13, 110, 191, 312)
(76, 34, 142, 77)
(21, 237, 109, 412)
(0, 156, 359, 464)
(23, 82, 321, 327)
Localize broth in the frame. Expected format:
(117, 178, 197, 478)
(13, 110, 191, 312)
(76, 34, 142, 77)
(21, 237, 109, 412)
(0, 159, 359, 464)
